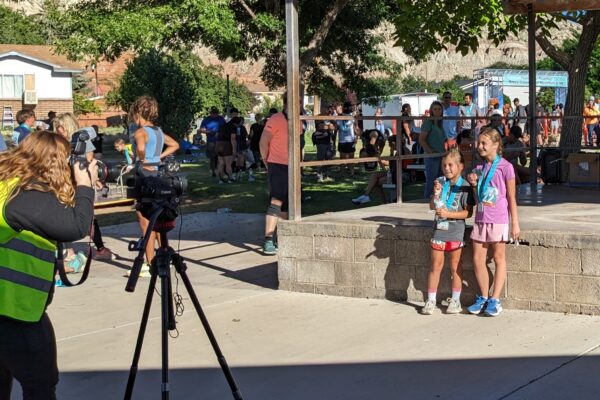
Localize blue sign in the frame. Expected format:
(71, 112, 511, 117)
(503, 71, 568, 87)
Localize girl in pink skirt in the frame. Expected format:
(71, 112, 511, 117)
(466, 127, 520, 316)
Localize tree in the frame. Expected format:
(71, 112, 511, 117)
(47, 0, 401, 100)
(392, 1, 600, 149)
(110, 50, 255, 138)
(72, 74, 102, 116)
(0, 5, 49, 44)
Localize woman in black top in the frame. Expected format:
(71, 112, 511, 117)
(0, 130, 96, 400)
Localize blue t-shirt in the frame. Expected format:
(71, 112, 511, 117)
(200, 116, 226, 143)
(14, 124, 31, 145)
(337, 114, 355, 144)
(443, 105, 459, 140)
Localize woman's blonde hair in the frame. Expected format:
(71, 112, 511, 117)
(53, 112, 79, 140)
(479, 127, 504, 155)
(0, 130, 75, 206)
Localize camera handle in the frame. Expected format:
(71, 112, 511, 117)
(123, 205, 243, 400)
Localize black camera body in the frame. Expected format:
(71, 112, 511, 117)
(127, 160, 188, 223)
(69, 127, 111, 183)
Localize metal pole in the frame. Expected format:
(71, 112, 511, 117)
(527, 4, 538, 187)
(226, 74, 231, 117)
(285, 0, 301, 220)
(395, 117, 403, 204)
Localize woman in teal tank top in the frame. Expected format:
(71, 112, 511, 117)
(130, 96, 179, 272)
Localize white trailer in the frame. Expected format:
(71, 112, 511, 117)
(361, 92, 438, 131)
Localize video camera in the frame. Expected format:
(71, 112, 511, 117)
(127, 157, 187, 224)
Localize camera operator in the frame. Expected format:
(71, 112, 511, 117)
(54, 113, 116, 261)
(129, 96, 179, 276)
(0, 130, 97, 399)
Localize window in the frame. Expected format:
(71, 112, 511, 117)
(0, 75, 24, 98)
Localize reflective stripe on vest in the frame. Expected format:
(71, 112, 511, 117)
(0, 178, 56, 322)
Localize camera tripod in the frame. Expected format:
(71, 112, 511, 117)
(123, 205, 243, 400)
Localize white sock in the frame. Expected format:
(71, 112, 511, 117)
(452, 290, 461, 301)
(427, 292, 436, 302)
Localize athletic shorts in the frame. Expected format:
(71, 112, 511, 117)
(470, 223, 509, 243)
(430, 239, 465, 252)
(338, 142, 355, 154)
(267, 162, 288, 212)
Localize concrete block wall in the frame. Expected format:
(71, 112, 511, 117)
(277, 220, 600, 315)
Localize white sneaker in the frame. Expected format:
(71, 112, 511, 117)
(421, 299, 437, 315)
(445, 298, 462, 314)
(351, 195, 371, 205)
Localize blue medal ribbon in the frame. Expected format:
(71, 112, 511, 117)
(441, 176, 464, 210)
(477, 155, 501, 200)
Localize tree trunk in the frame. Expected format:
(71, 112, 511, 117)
(560, 64, 588, 149)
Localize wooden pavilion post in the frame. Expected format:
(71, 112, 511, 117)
(285, 0, 301, 221)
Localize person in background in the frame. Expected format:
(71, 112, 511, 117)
(0, 130, 96, 400)
(114, 138, 135, 166)
(336, 101, 360, 177)
(199, 106, 226, 177)
(54, 113, 118, 262)
(400, 103, 413, 148)
(12, 109, 36, 145)
(583, 98, 599, 147)
(313, 119, 335, 182)
(91, 125, 104, 159)
(441, 91, 460, 147)
(249, 113, 265, 171)
(512, 98, 527, 134)
(44, 111, 56, 131)
(420, 101, 446, 199)
(458, 93, 479, 139)
(260, 97, 294, 255)
(231, 117, 253, 182)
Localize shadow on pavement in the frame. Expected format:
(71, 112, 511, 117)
(10, 356, 600, 400)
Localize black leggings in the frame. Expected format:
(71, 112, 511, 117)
(92, 218, 104, 250)
(0, 313, 58, 400)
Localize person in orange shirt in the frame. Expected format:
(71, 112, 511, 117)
(259, 95, 302, 255)
(583, 98, 599, 147)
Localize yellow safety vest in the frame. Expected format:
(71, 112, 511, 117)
(0, 178, 57, 322)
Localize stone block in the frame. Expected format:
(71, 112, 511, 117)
(296, 260, 335, 284)
(507, 272, 554, 301)
(278, 236, 313, 259)
(530, 301, 580, 314)
(334, 262, 374, 288)
(460, 270, 478, 296)
(374, 264, 416, 292)
(556, 276, 600, 305)
(525, 232, 600, 250)
(315, 237, 354, 261)
(582, 250, 600, 276)
(294, 282, 316, 294)
(532, 247, 581, 274)
(506, 245, 531, 272)
(501, 298, 530, 311)
(355, 238, 393, 263)
(353, 287, 386, 299)
(278, 257, 296, 282)
(315, 284, 354, 297)
(278, 280, 294, 291)
(395, 241, 430, 267)
(579, 304, 600, 316)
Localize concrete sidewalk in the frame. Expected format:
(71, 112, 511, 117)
(10, 212, 600, 399)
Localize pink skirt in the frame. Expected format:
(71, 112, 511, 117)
(470, 223, 509, 243)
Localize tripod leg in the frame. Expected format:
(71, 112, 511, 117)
(160, 262, 172, 400)
(124, 271, 158, 400)
(173, 255, 244, 400)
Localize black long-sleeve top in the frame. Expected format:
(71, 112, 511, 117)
(3, 185, 95, 309)
(5, 186, 94, 241)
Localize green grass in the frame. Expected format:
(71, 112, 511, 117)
(95, 137, 425, 225)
